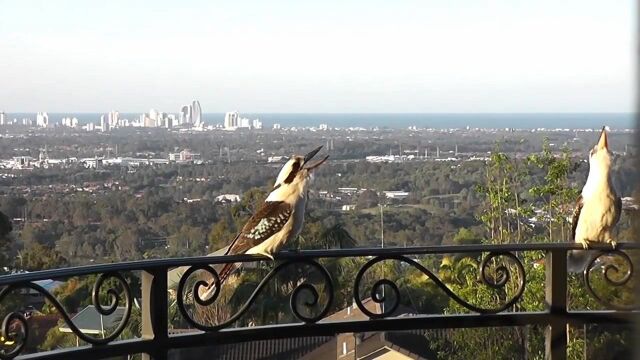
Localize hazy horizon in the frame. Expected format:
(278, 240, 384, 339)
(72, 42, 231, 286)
(2, 112, 634, 129)
(1, 111, 634, 114)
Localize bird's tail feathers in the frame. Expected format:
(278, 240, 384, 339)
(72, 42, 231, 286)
(198, 262, 239, 302)
(217, 262, 237, 287)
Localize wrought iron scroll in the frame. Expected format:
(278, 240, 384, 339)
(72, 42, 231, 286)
(353, 252, 526, 318)
(176, 259, 334, 331)
(583, 250, 638, 311)
(0, 272, 132, 360)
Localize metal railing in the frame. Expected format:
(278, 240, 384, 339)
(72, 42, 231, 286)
(0, 243, 637, 360)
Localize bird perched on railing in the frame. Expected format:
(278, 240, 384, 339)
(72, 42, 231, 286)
(200, 145, 329, 299)
(568, 127, 621, 273)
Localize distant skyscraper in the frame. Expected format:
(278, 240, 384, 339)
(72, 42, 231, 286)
(180, 105, 192, 125)
(0, 112, 5, 125)
(100, 114, 110, 132)
(156, 112, 167, 127)
(108, 111, 119, 129)
(36, 112, 49, 127)
(149, 109, 159, 122)
(61, 117, 78, 127)
(192, 100, 202, 126)
(144, 114, 155, 128)
(166, 114, 176, 128)
(224, 111, 239, 129)
(252, 119, 263, 129)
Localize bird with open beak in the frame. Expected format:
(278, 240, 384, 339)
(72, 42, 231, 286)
(201, 146, 329, 297)
(567, 127, 621, 273)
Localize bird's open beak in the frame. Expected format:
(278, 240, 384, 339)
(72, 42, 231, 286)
(304, 146, 323, 163)
(303, 145, 329, 170)
(597, 127, 608, 150)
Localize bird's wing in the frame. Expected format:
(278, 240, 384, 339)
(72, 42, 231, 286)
(225, 201, 292, 255)
(571, 195, 583, 241)
(613, 196, 622, 225)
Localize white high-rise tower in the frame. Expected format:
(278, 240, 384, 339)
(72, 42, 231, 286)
(224, 111, 239, 129)
(36, 112, 49, 127)
(192, 100, 202, 127)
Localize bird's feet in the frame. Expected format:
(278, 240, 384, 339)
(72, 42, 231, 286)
(609, 239, 617, 250)
(578, 239, 590, 250)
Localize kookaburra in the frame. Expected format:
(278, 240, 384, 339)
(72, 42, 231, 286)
(202, 146, 328, 297)
(568, 127, 621, 273)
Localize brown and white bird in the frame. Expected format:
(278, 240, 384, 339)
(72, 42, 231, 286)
(201, 146, 328, 297)
(568, 127, 621, 273)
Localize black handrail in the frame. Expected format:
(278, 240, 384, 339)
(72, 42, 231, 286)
(0, 242, 637, 360)
(1, 242, 636, 285)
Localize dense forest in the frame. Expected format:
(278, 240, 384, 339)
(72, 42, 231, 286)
(0, 136, 637, 267)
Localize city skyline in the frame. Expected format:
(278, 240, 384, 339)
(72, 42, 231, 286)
(0, 0, 633, 113)
(0, 111, 634, 130)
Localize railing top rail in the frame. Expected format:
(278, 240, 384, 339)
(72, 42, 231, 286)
(0, 242, 637, 286)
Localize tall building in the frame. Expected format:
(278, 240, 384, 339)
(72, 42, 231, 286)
(61, 117, 79, 127)
(149, 109, 159, 122)
(252, 119, 263, 129)
(156, 112, 167, 127)
(166, 114, 176, 128)
(180, 105, 192, 125)
(100, 114, 110, 132)
(36, 112, 49, 127)
(108, 111, 119, 129)
(144, 114, 155, 128)
(192, 100, 202, 126)
(0, 112, 5, 125)
(224, 111, 239, 129)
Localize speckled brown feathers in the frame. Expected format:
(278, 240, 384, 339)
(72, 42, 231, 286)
(226, 201, 292, 256)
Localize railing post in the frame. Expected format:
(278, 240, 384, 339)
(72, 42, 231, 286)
(545, 249, 567, 360)
(142, 268, 169, 360)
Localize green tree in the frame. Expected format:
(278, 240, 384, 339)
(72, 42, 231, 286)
(319, 223, 357, 249)
(527, 139, 579, 242)
(18, 243, 68, 271)
(0, 211, 13, 271)
(208, 218, 236, 252)
(356, 190, 379, 209)
(451, 227, 480, 245)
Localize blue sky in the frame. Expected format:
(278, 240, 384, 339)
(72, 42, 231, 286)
(0, 0, 634, 113)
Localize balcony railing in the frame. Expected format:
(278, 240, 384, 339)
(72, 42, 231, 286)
(0, 243, 637, 360)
